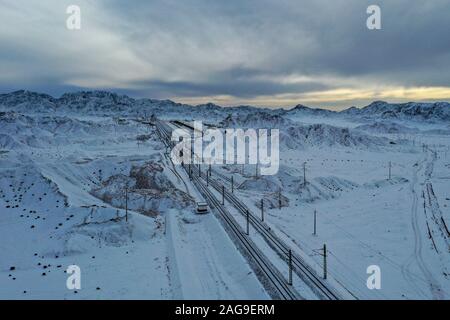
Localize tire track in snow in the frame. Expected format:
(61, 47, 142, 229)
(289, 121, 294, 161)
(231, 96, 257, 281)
(165, 211, 184, 299)
(401, 154, 444, 299)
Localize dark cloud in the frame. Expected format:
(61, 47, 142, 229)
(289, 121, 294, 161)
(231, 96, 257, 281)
(129, 77, 329, 99)
(0, 0, 449, 107)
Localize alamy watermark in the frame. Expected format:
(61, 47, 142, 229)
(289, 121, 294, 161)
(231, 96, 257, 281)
(366, 265, 381, 290)
(367, 5, 382, 30)
(66, 5, 81, 30)
(65, 4, 381, 32)
(66, 265, 81, 290)
(170, 121, 280, 176)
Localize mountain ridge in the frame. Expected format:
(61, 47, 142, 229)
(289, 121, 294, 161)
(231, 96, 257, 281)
(1, 90, 449, 121)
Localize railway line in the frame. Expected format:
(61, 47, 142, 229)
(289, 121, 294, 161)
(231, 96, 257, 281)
(169, 121, 235, 185)
(155, 119, 299, 299)
(191, 163, 341, 300)
(188, 165, 300, 300)
(155, 119, 346, 300)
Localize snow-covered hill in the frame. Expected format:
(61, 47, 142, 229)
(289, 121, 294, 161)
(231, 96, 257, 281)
(2, 90, 449, 123)
(342, 101, 450, 122)
(280, 123, 390, 150)
(355, 122, 419, 134)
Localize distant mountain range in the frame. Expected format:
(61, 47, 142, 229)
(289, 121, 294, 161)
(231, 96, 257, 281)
(287, 101, 450, 121)
(1, 90, 449, 121)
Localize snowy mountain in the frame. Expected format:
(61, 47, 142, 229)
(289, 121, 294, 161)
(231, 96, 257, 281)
(342, 101, 450, 122)
(57, 91, 136, 113)
(0, 90, 57, 113)
(219, 111, 294, 128)
(280, 123, 390, 150)
(1, 90, 449, 124)
(284, 104, 337, 117)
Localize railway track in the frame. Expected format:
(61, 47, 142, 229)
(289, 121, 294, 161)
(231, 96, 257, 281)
(156, 119, 344, 300)
(189, 166, 299, 300)
(191, 163, 341, 300)
(167, 119, 341, 299)
(169, 121, 238, 186)
(156, 119, 299, 299)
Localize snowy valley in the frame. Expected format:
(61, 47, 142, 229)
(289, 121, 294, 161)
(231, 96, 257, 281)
(1, 90, 449, 300)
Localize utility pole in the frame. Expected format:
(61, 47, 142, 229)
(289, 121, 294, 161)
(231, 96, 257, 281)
(209, 164, 212, 176)
(256, 163, 258, 178)
(313, 209, 317, 236)
(231, 175, 234, 193)
(303, 162, 307, 186)
(288, 249, 293, 285)
(278, 188, 282, 210)
(261, 199, 264, 222)
(125, 185, 128, 222)
(222, 185, 225, 205)
(388, 161, 391, 180)
(323, 244, 327, 280)
(189, 164, 192, 179)
(246, 210, 250, 235)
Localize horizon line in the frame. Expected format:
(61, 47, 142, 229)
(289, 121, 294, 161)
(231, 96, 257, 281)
(1, 88, 449, 112)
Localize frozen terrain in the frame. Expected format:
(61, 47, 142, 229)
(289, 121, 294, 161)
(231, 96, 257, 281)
(1, 90, 449, 299)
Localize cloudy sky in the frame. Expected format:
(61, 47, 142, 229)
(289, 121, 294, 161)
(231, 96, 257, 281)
(0, 0, 449, 109)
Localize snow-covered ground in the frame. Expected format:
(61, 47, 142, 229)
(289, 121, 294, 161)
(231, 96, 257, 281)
(0, 105, 267, 299)
(1, 90, 449, 299)
(218, 122, 450, 299)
